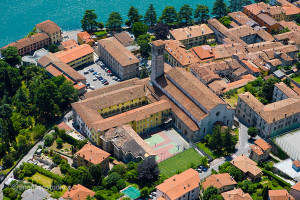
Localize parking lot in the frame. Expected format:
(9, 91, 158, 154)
(77, 62, 120, 91)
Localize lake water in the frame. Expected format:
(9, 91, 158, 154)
(0, 0, 219, 48)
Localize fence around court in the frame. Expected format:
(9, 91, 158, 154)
(190, 142, 213, 162)
(271, 128, 300, 160)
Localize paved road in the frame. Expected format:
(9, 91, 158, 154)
(0, 140, 44, 199)
(199, 122, 253, 179)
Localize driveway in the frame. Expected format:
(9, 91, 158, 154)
(0, 140, 44, 198)
(199, 122, 254, 179)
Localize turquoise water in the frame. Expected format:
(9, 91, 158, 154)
(0, 0, 217, 48)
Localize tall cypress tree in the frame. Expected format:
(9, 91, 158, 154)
(144, 4, 157, 27)
(212, 0, 229, 19)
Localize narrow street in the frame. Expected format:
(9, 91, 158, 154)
(200, 122, 253, 179)
(0, 140, 44, 199)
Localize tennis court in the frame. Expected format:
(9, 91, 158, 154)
(122, 186, 140, 199)
(143, 127, 190, 163)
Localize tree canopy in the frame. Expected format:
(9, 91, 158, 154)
(178, 4, 194, 25)
(127, 5, 142, 27)
(212, 0, 230, 19)
(81, 9, 99, 32)
(1, 46, 21, 66)
(154, 23, 169, 40)
(132, 22, 149, 39)
(106, 12, 123, 30)
(194, 5, 210, 23)
(159, 6, 178, 26)
(144, 4, 157, 27)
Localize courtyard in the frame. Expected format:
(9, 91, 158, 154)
(142, 127, 190, 163)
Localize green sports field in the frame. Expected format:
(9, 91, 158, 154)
(158, 148, 203, 178)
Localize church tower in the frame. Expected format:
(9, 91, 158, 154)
(151, 40, 165, 82)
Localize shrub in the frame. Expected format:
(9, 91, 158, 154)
(94, 31, 107, 38)
(56, 138, 63, 149)
(261, 168, 291, 189)
(33, 180, 37, 184)
(28, 178, 32, 182)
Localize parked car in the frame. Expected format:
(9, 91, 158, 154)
(90, 69, 94, 72)
(93, 72, 97, 75)
(112, 77, 118, 80)
(86, 82, 90, 86)
(84, 71, 89, 74)
(202, 167, 208, 172)
(90, 86, 95, 90)
(93, 78, 97, 81)
(98, 77, 103, 80)
(104, 81, 109, 85)
(107, 70, 112, 73)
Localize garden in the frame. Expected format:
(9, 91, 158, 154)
(196, 125, 238, 159)
(223, 87, 245, 107)
(158, 148, 203, 178)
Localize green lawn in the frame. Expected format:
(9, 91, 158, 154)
(224, 87, 245, 107)
(49, 140, 72, 153)
(196, 142, 223, 159)
(158, 148, 202, 178)
(1, 161, 18, 175)
(25, 172, 53, 188)
(292, 76, 300, 83)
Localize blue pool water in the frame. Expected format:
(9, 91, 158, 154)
(0, 0, 223, 48)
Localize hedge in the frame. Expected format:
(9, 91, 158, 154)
(261, 168, 291, 189)
(23, 163, 63, 182)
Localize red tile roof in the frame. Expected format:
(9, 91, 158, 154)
(54, 44, 94, 64)
(156, 169, 200, 200)
(35, 20, 61, 35)
(202, 173, 237, 190)
(75, 143, 110, 165)
(62, 184, 95, 200)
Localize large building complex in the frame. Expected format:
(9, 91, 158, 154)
(54, 44, 94, 68)
(97, 37, 140, 80)
(1, 33, 50, 56)
(35, 20, 62, 44)
(169, 24, 214, 48)
(236, 82, 300, 137)
(155, 168, 200, 200)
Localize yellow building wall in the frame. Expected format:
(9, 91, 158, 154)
(68, 53, 94, 68)
(98, 97, 150, 116)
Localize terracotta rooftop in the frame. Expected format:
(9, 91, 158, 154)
(250, 145, 264, 156)
(62, 184, 95, 200)
(57, 122, 72, 132)
(239, 92, 300, 123)
(98, 37, 139, 67)
(269, 190, 294, 200)
(54, 44, 94, 64)
(202, 173, 237, 190)
(156, 168, 200, 200)
(75, 143, 110, 165)
(293, 160, 300, 168)
(221, 188, 253, 200)
(191, 45, 215, 61)
(292, 182, 300, 191)
(228, 11, 257, 26)
(231, 154, 262, 176)
(277, 0, 300, 16)
(275, 82, 299, 99)
(60, 39, 78, 50)
(2, 33, 49, 50)
(38, 54, 86, 82)
(279, 21, 300, 32)
(254, 139, 271, 151)
(164, 40, 200, 66)
(77, 31, 94, 44)
(225, 74, 256, 92)
(166, 67, 225, 111)
(103, 125, 156, 159)
(170, 24, 214, 41)
(274, 31, 300, 45)
(257, 13, 278, 26)
(114, 32, 133, 46)
(35, 20, 61, 35)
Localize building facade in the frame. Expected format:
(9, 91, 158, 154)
(98, 37, 139, 80)
(1, 33, 50, 56)
(35, 20, 62, 44)
(156, 169, 200, 200)
(169, 24, 214, 49)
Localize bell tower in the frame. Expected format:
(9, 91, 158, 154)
(151, 40, 165, 82)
